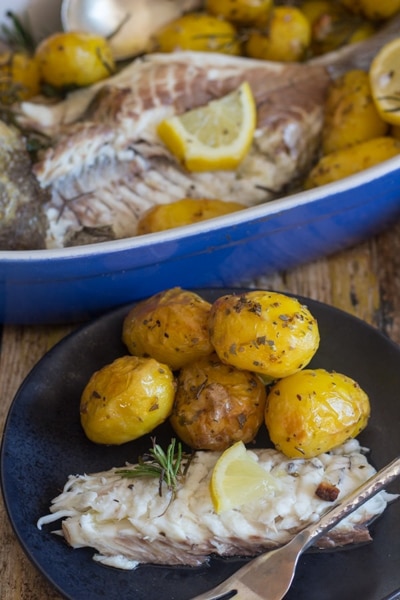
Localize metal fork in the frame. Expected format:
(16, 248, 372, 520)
(190, 456, 400, 600)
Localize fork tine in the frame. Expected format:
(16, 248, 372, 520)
(190, 559, 275, 600)
(190, 456, 400, 600)
(190, 578, 266, 600)
(190, 532, 310, 600)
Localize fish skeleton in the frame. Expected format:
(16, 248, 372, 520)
(37, 439, 396, 570)
(17, 14, 400, 249)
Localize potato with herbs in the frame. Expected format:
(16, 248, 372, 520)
(338, 0, 400, 21)
(35, 31, 115, 88)
(245, 7, 311, 62)
(152, 12, 241, 55)
(265, 368, 371, 458)
(305, 136, 400, 189)
(0, 50, 40, 103)
(170, 353, 266, 451)
(301, 1, 375, 57)
(137, 198, 245, 234)
(122, 287, 214, 370)
(208, 291, 320, 380)
(322, 70, 388, 155)
(80, 355, 175, 445)
(206, 0, 273, 26)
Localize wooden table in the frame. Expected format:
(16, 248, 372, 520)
(1, 217, 400, 599)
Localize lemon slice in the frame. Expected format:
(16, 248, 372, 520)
(210, 441, 278, 514)
(157, 82, 257, 171)
(370, 38, 400, 126)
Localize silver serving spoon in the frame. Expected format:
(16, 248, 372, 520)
(190, 456, 400, 600)
(61, 0, 202, 59)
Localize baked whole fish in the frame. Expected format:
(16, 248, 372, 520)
(0, 121, 47, 250)
(37, 439, 397, 570)
(17, 13, 400, 249)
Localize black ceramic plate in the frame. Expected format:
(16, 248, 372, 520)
(1, 288, 400, 600)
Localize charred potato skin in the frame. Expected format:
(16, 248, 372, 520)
(170, 354, 267, 451)
(208, 291, 320, 380)
(122, 287, 214, 370)
(80, 355, 175, 445)
(265, 368, 371, 458)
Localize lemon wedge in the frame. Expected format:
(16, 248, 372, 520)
(370, 38, 400, 126)
(157, 82, 257, 171)
(210, 441, 278, 514)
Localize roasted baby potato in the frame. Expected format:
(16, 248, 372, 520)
(35, 31, 115, 88)
(245, 7, 311, 62)
(170, 353, 266, 450)
(305, 136, 400, 188)
(0, 51, 40, 103)
(338, 0, 400, 21)
(137, 198, 245, 234)
(152, 12, 241, 55)
(301, 1, 375, 56)
(206, 0, 273, 26)
(80, 355, 175, 445)
(208, 291, 320, 380)
(265, 368, 371, 458)
(122, 287, 214, 370)
(322, 70, 388, 155)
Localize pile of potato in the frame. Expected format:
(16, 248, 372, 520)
(80, 287, 370, 459)
(151, 0, 400, 61)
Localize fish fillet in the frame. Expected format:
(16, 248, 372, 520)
(17, 13, 400, 249)
(37, 439, 396, 570)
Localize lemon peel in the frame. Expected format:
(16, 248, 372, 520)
(157, 81, 256, 171)
(210, 441, 278, 514)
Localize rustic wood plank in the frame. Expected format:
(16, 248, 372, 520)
(0, 325, 74, 600)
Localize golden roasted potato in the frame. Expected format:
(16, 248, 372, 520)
(80, 355, 175, 445)
(301, 1, 375, 56)
(208, 291, 320, 380)
(122, 287, 214, 370)
(137, 198, 245, 234)
(301, 0, 343, 26)
(265, 368, 371, 458)
(0, 51, 40, 103)
(338, 0, 400, 21)
(322, 70, 388, 155)
(35, 31, 115, 88)
(170, 353, 266, 450)
(245, 7, 311, 62)
(305, 136, 400, 189)
(206, 0, 273, 26)
(152, 12, 241, 55)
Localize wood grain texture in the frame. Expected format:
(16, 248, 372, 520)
(1, 219, 400, 599)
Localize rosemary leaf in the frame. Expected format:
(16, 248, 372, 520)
(115, 438, 191, 498)
(1, 11, 35, 53)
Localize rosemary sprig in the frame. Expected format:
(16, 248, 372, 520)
(0, 11, 35, 53)
(116, 438, 192, 498)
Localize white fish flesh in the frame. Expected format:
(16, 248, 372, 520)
(37, 439, 397, 570)
(17, 13, 400, 249)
